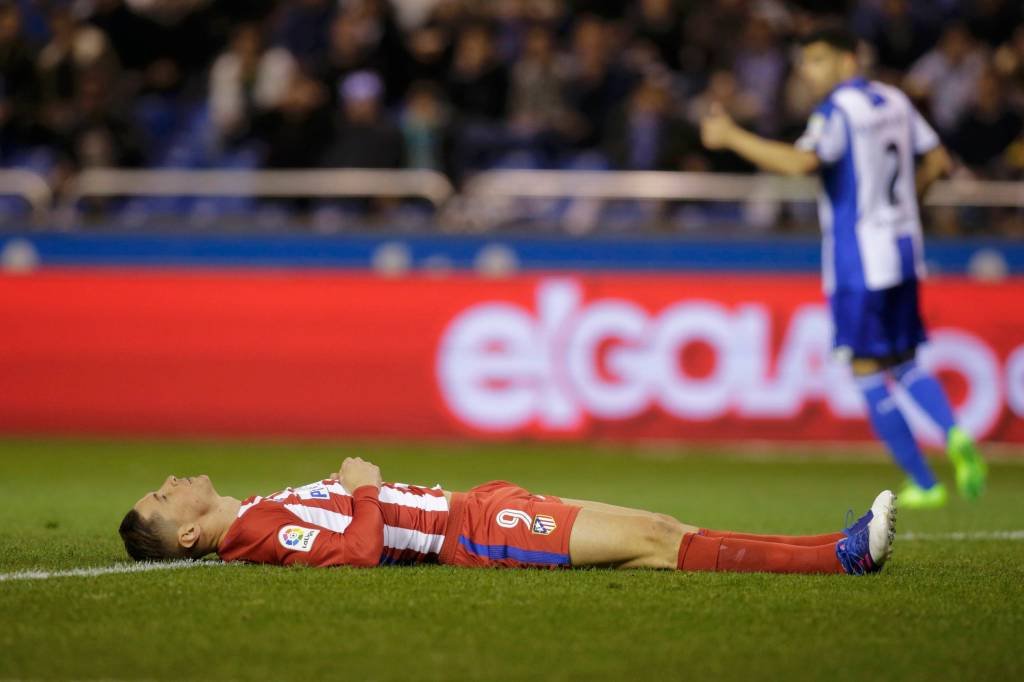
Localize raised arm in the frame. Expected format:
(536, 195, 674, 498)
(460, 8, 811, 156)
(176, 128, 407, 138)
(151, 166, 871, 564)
(915, 145, 952, 201)
(701, 104, 820, 176)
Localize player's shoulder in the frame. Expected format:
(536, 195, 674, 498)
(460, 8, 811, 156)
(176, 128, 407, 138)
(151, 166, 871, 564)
(831, 79, 912, 112)
(867, 80, 913, 107)
(232, 496, 293, 533)
(223, 496, 301, 545)
(813, 81, 865, 120)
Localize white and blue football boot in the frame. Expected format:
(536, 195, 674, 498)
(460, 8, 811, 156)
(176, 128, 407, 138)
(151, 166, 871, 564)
(836, 490, 897, 575)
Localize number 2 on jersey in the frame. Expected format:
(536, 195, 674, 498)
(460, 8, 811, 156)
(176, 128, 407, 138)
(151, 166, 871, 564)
(884, 142, 901, 206)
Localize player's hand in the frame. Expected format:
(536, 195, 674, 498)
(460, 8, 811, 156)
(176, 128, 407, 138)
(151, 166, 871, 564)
(338, 457, 382, 492)
(701, 103, 736, 150)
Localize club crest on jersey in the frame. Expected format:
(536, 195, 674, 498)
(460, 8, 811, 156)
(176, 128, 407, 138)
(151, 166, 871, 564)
(278, 525, 320, 552)
(531, 514, 557, 536)
(495, 509, 557, 535)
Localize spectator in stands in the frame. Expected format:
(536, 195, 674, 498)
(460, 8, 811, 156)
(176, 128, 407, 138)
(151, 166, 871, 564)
(400, 80, 452, 174)
(275, 0, 334, 69)
(37, 5, 118, 141)
(950, 68, 1023, 175)
(59, 71, 144, 170)
(854, 0, 938, 74)
(322, 70, 403, 169)
(209, 22, 296, 147)
(563, 14, 635, 149)
(350, 0, 410, 105)
(403, 24, 452, 90)
(317, 10, 380, 106)
(254, 71, 332, 169)
(630, 0, 683, 70)
(123, 0, 212, 26)
(994, 25, 1024, 107)
(905, 23, 988, 134)
(507, 23, 570, 139)
(731, 14, 788, 137)
(389, 0, 446, 31)
(0, 0, 38, 155)
(603, 76, 696, 171)
(446, 22, 508, 122)
(569, 0, 630, 20)
(964, 0, 1022, 48)
(86, 0, 163, 83)
(89, 0, 214, 96)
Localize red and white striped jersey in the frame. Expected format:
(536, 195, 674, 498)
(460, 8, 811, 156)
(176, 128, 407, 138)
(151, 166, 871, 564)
(218, 479, 449, 567)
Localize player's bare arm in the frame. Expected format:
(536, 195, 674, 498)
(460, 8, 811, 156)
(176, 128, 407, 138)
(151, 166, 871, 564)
(916, 145, 953, 200)
(700, 104, 820, 176)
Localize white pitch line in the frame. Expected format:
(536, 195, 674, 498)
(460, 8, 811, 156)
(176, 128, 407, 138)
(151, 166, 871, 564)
(901, 530, 1024, 541)
(0, 559, 227, 582)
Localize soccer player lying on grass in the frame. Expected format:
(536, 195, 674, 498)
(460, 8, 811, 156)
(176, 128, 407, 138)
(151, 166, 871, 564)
(120, 457, 897, 576)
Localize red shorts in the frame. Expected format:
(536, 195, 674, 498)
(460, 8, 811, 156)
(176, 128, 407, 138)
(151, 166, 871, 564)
(439, 481, 581, 569)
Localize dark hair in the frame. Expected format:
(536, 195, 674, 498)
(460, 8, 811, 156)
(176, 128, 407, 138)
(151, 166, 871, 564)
(798, 26, 859, 54)
(119, 509, 179, 562)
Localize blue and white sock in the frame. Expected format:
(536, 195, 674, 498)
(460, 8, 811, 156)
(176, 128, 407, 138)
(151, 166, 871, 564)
(857, 372, 938, 490)
(892, 359, 957, 437)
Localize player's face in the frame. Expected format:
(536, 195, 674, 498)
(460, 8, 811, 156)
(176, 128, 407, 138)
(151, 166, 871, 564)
(799, 42, 847, 100)
(133, 474, 219, 527)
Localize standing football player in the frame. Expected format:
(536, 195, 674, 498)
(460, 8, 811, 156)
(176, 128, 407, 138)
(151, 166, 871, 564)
(700, 27, 986, 508)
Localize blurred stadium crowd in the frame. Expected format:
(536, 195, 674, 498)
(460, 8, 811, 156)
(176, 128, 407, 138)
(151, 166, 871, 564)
(0, 0, 1022, 232)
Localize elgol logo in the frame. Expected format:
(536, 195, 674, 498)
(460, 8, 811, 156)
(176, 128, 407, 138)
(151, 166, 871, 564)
(437, 279, 1011, 445)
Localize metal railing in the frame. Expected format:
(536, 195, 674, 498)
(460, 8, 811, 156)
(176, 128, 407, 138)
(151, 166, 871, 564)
(462, 170, 1024, 208)
(0, 169, 54, 218)
(65, 168, 455, 209)
(0, 168, 1021, 226)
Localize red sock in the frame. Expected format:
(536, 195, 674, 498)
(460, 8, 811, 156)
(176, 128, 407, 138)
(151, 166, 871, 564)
(677, 533, 844, 574)
(700, 528, 844, 547)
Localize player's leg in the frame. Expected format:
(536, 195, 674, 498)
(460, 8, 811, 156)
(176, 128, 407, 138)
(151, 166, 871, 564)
(567, 506, 847, 573)
(885, 279, 987, 500)
(890, 355, 986, 500)
(567, 490, 896, 575)
(887, 280, 985, 502)
(834, 286, 945, 507)
(854, 357, 947, 508)
(561, 497, 842, 546)
(853, 356, 940, 490)
(567, 507, 688, 569)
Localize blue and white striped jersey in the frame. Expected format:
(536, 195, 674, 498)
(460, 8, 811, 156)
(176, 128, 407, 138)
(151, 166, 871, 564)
(796, 77, 940, 294)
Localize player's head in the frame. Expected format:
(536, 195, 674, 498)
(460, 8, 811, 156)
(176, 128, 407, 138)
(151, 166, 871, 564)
(797, 26, 860, 100)
(119, 475, 220, 562)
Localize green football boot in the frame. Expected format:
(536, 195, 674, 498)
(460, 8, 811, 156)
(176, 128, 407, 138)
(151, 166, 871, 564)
(897, 481, 948, 509)
(947, 426, 987, 501)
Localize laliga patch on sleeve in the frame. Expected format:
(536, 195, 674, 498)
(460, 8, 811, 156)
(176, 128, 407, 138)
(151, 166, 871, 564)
(278, 525, 320, 553)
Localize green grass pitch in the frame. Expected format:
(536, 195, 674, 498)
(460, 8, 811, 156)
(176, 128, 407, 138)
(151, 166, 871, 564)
(1, 439, 1022, 681)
